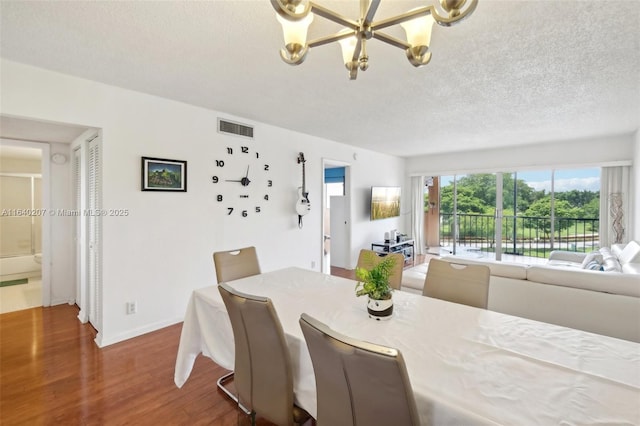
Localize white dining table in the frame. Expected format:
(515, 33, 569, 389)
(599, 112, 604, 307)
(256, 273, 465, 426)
(174, 267, 640, 425)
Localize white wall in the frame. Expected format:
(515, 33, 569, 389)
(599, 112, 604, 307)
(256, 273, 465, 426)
(48, 142, 74, 305)
(0, 59, 405, 346)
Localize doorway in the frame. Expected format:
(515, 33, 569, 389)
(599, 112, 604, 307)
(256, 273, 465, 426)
(321, 160, 350, 274)
(0, 139, 51, 313)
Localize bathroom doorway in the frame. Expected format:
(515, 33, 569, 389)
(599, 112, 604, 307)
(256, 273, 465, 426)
(0, 142, 46, 313)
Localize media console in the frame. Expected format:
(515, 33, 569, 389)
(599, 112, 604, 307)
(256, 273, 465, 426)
(371, 239, 415, 269)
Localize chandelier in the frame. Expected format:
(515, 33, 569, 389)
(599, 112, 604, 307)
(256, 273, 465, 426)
(271, 0, 478, 80)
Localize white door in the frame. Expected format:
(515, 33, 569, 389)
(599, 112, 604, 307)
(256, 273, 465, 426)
(329, 195, 349, 268)
(87, 136, 102, 333)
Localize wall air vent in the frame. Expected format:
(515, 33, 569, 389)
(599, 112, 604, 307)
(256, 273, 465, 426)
(218, 118, 254, 139)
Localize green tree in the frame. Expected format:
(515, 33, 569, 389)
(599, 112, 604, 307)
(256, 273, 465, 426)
(580, 197, 600, 218)
(524, 197, 580, 236)
(556, 190, 598, 208)
(440, 185, 488, 214)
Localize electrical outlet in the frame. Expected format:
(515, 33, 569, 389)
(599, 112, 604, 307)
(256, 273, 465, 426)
(126, 301, 137, 315)
(311, 261, 316, 269)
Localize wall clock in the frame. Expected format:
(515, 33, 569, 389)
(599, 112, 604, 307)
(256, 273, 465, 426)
(212, 144, 272, 217)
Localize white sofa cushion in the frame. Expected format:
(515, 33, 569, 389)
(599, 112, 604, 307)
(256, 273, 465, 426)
(526, 265, 640, 297)
(618, 241, 640, 265)
(440, 255, 527, 280)
(622, 263, 640, 275)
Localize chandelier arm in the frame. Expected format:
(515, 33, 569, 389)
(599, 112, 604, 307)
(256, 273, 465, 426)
(270, 0, 312, 20)
(371, 6, 433, 31)
(371, 0, 477, 31)
(308, 31, 358, 48)
(351, 37, 363, 63)
(432, 0, 479, 27)
(309, 2, 360, 28)
(362, 0, 381, 26)
(372, 32, 410, 50)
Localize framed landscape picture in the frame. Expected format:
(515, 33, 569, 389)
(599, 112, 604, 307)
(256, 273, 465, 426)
(141, 157, 187, 192)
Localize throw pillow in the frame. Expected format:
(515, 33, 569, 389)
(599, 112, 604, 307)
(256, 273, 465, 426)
(584, 260, 604, 271)
(581, 251, 604, 268)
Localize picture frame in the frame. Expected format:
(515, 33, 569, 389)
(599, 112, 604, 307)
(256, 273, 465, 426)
(141, 157, 187, 192)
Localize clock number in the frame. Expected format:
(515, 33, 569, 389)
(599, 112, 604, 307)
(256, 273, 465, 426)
(264, 164, 270, 171)
(264, 194, 269, 201)
(216, 160, 225, 167)
(226, 147, 233, 154)
(241, 146, 249, 153)
(242, 210, 248, 217)
(227, 208, 234, 215)
(217, 195, 223, 202)
(255, 206, 261, 213)
(268, 180, 273, 187)
(212, 176, 219, 183)
(255, 152, 260, 159)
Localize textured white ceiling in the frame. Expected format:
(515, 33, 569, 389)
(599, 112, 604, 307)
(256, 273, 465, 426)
(1, 1, 638, 157)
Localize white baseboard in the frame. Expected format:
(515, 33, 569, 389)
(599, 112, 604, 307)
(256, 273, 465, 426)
(94, 316, 184, 348)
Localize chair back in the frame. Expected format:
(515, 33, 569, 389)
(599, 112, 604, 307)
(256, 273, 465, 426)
(299, 313, 419, 426)
(356, 249, 404, 290)
(218, 282, 295, 426)
(423, 258, 490, 308)
(213, 246, 261, 283)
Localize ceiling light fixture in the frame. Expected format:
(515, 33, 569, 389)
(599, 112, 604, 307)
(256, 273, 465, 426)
(271, 0, 478, 80)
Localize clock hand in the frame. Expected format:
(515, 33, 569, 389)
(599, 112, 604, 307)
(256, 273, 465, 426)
(226, 177, 252, 186)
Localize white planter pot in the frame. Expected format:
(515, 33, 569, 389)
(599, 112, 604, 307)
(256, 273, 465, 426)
(367, 297, 393, 321)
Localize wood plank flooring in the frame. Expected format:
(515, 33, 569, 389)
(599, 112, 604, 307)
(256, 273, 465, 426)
(0, 304, 264, 425)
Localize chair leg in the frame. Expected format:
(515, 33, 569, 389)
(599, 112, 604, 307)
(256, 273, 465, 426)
(217, 371, 251, 415)
(217, 371, 237, 401)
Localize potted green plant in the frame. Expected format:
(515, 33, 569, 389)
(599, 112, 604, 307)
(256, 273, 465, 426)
(355, 253, 397, 320)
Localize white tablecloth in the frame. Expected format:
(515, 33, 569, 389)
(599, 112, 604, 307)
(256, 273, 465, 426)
(175, 267, 640, 425)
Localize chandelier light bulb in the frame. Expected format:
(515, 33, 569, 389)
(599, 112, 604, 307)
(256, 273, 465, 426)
(276, 9, 314, 47)
(338, 33, 358, 68)
(400, 11, 435, 49)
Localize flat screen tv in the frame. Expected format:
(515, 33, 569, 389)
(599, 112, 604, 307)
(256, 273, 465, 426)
(370, 186, 401, 221)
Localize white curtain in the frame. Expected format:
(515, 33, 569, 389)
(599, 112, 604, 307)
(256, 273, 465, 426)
(411, 176, 425, 255)
(600, 166, 633, 247)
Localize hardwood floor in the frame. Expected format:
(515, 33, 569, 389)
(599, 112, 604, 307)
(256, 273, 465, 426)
(1, 260, 435, 425)
(0, 304, 267, 425)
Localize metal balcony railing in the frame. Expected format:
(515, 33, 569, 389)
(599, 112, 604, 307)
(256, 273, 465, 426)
(439, 213, 599, 259)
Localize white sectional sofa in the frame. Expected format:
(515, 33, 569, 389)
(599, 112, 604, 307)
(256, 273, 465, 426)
(401, 241, 640, 343)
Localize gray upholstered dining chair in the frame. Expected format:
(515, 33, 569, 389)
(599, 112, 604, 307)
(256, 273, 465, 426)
(422, 258, 490, 309)
(299, 313, 419, 426)
(213, 246, 261, 283)
(356, 249, 405, 290)
(212, 247, 262, 410)
(218, 282, 312, 426)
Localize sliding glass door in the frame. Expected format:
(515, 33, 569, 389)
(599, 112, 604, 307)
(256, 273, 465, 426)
(438, 168, 600, 260)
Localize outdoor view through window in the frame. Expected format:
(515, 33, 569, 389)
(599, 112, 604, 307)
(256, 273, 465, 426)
(429, 168, 600, 260)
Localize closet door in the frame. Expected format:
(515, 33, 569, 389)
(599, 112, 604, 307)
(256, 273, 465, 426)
(73, 148, 87, 322)
(87, 137, 102, 333)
